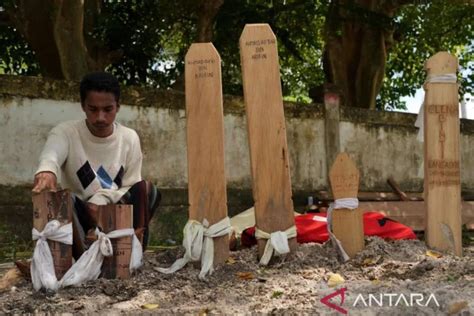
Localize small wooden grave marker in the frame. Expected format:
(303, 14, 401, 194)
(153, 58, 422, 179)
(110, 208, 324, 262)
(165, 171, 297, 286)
(185, 43, 229, 265)
(32, 190, 72, 279)
(329, 153, 364, 258)
(423, 52, 462, 256)
(98, 205, 133, 279)
(239, 24, 296, 259)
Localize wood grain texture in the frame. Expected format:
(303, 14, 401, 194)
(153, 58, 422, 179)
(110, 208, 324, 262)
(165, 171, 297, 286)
(239, 24, 296, 259)
(185, 43, 229, 265)
(423, 52, 462, 256)
(97, 205, 133, 279)
(329, 153, 364, 258)
(32, 190, 72, 279)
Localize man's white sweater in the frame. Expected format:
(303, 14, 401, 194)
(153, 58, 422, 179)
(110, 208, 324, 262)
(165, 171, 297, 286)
(36, 120, 143, 205)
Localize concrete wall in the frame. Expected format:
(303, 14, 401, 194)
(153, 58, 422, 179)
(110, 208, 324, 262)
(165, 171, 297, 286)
(1, 75, 474, 246)
(3, 75, 473, 193)
(0, 75, 329, 193)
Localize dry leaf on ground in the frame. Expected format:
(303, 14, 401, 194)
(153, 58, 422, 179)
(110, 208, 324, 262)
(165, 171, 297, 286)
(141, 303, 159, 310)
(426, 250, 443, 258)
(327, 273, 345, 287)
(236, 271, 255, 280)
(448, 300, 468, 315)
(0, 268, 22, 292)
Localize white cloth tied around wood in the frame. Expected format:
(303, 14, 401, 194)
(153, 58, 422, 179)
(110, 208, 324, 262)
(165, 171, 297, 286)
(155, 217, 231, 280)
(60, 228, 143, 287)
(255, 225, 297, 266)
(31, 220, 142, 291)
(327, 198, 359, 262)
(415, 73, 457, 142)
(31, 220, 72, 291)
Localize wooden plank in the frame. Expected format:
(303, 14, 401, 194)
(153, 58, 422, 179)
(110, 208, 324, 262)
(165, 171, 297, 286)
(315, 190, 423, 202)
(239, 24, 296, 259)
(98, 205, 133, 279)
(329, 153, 364, 258)
(423, 52, 462, 255)
(315, 190, 474, 202)
(185, 43, 229, 265)
(359, 201, 474, 231)
(32, 190, 72, 280)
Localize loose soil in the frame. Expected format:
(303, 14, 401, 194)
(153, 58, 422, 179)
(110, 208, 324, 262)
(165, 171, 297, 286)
(0, 237, 472, 315)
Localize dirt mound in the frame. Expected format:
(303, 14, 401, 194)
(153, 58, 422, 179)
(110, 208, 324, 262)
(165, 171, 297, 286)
(0, 237, 472, 315)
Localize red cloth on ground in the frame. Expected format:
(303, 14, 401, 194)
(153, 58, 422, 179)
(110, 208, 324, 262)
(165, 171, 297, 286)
(240, 211, 416, 248)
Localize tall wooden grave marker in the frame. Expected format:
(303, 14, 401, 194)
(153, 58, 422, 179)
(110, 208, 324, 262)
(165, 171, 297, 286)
(185, 43, 229, 265)
(329, 153, 364, 258)
(239, 24, 296, 259)
(424, 52, 462, 256)
(98, 205, 133, 279)
(32, 190, 72, 279)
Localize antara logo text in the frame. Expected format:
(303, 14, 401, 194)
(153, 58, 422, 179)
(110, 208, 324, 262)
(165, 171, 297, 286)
(353, 292, 440, 308)
(320, 288, 440, 314)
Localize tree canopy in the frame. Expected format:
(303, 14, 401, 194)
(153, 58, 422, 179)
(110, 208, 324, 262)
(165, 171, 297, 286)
(0, 0, 472, 109)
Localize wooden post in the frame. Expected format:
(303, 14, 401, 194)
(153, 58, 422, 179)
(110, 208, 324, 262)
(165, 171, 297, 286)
(239, 24, 296, 259)
(185, 43, 229, 265)
(97, 205, 133, 279)
(32, 190, 72, 280)
(423, 52, 462, 256)
(329, 153, 364, 258)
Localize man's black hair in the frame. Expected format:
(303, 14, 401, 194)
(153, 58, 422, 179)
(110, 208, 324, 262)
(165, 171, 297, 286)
(80, 72, 120, 104)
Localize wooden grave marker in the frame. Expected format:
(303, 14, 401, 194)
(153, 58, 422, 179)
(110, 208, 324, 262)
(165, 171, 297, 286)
(239, 24, 296, 259)
(32, 190, 72, 279)
(423, 52, 462, 256)
(329, 153, 364, 258)
(98, 205, 133, 279)
(185, 43, 229, 265)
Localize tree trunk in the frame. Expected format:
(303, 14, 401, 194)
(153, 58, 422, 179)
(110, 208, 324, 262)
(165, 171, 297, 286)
(7, 0, 117, 81)
(53, 0, 91, 80)
(197, 0, 224, 42)
(323, 0, 403, 109)
(172, 0, 224, 91)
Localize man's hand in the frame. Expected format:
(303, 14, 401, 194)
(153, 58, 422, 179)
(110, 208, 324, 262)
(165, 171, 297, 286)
(32, 172, 57, 193)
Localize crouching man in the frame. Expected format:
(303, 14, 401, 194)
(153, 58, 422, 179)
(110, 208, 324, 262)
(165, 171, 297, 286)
(32, 72, 160, 259)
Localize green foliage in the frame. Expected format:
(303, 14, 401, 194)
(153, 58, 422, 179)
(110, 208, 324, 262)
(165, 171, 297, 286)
(96, 0, 196, 87)
(0, 25, 40, 76)
(0, 1, 39, 75)
(0, 0, 473, 109)
(0, 222, 33, 263)
(214, 0, 326, 99)
(379, 1, 474, 110)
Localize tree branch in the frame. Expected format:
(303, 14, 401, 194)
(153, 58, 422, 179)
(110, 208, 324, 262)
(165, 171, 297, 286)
(273, 26, 305, 61)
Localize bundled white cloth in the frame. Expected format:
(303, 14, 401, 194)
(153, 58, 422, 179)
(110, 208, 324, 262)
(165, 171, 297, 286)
(60, 228, 142, 288)
(155, 217, 231, 280)
(415, 73, 457, 142)
(255, 225, 297, 265)
(31, 220, 73, 291)
(31, 221, 142, 291)
(326, 198, 359, 262)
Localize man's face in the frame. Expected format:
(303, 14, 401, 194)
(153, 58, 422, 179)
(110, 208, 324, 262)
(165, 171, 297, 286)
(82, 91, 119, 137)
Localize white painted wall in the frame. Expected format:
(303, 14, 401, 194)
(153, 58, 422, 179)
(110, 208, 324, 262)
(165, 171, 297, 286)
(1, 94, 473, 192)
(0, 96, 328, 190)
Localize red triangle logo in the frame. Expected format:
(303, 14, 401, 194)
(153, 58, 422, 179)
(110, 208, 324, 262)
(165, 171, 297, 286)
(320, 287, 348, 314)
